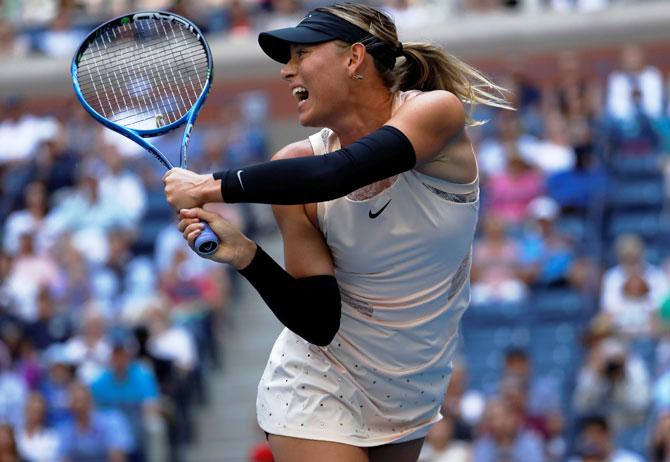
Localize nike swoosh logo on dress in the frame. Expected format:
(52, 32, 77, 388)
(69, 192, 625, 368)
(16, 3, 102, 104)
(368, 199, 392, 219)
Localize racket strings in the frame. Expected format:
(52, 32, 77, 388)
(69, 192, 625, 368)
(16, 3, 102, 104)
(76, 18, 209, 130)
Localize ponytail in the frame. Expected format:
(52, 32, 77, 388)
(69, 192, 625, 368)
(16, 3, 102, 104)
(319, 3, 512, 125)
(395, 43, 512, 126)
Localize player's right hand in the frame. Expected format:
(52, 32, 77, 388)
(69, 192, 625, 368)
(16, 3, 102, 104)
(163, 168, 220, 210)
(178, 207, 257, 269)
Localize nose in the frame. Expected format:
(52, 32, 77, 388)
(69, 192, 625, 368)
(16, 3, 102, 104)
(281, 58, 297, 81)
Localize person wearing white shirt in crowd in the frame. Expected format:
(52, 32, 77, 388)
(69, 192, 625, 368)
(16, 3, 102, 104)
(0, 341, 27, 429)
(16, 392, 62, 462)
(63, 307, 112, 385)
(572, 337, 651, 433)
(3, 182, 50, 257)
(145, 303, 198, 374)
(0, 96, 59, 166)
(606, 45, 664, 122)
(97, 144, 147, 225)
(601, 234, 669, 325)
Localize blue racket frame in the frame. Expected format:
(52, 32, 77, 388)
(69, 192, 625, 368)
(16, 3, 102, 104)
(72, 11, 219, 256)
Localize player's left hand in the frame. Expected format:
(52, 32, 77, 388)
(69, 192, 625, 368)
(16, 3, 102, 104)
(163, 167, 214, 210)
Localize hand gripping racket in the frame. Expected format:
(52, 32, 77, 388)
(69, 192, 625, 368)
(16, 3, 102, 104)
(71, 11, 219, 257)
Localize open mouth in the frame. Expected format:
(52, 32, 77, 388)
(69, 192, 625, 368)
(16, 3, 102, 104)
(292, 86, 309, 103)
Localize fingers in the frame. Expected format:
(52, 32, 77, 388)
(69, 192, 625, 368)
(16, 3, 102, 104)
(183, 222, 204, 243)
(177, 217, 200, 233)
(179, 207, 219, 224)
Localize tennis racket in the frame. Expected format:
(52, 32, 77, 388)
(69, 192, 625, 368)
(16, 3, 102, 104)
(71, 11, 219, 257)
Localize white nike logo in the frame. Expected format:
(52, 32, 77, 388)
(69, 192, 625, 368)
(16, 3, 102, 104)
(236, 169, 245, 191)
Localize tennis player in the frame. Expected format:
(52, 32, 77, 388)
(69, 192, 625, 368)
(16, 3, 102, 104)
(165, 4, 510, 461)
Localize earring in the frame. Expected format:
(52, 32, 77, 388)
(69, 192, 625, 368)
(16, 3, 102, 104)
(353, 73, 363, 80)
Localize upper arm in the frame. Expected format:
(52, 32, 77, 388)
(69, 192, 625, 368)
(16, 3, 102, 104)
(386, 90, 465, 164)
(271, 139, 335, 278)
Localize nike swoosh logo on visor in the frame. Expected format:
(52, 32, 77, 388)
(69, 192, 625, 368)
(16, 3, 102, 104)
(369, 199, 391, 219)
(236, 170, 245, 191)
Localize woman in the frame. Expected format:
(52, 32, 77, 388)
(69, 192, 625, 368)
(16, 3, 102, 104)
(164, 3, 510, 461)
(15, 392, 61, 462)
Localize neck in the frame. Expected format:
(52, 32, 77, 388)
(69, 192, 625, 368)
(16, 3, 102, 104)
(330, 87, 395, 146)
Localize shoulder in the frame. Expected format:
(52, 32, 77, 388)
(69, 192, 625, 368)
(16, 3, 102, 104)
(390, 89, 465, 145)
(397, 90, 464, 122)
(272, 139, 314, 161)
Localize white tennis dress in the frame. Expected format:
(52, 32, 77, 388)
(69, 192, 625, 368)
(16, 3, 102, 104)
(257, 91, 480, 446)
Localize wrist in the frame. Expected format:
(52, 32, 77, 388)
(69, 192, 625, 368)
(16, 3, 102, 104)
(202, 175, 223, 202)
(233, 239, 257, 270)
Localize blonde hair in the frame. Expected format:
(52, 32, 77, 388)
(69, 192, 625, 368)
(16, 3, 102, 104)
(317, 3, 513, 126)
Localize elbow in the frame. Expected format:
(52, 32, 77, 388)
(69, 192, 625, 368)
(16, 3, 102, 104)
(305, 298, 341, 347)
(310, 314, 340, 347)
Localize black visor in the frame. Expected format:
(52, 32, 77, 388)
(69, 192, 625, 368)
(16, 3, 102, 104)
(258, 10, 398, 69)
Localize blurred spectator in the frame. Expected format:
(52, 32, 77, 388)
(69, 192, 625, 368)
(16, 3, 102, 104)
(90, 333, 160, 462)
(518, 197, 579, 288)
(606, 45, 664, 122)
(0, 96, 59, 166)
(471, 215, 528, 304)
(485, 153, 545, 228)
(24, 135, 80, 199)
(472, 398, 546, 462)
(3, 227, 61, 323)
(227, 1, 254, 37)
(603, 271, 660, 338)
(0, 422, 20, 462)
(572, 337, 651, 432)
(502, 348, 562, 420)
(2, 182, 51, 258)
(419, 415, 471, 462)
(0, 20, 29, 57)
(0, 341, 28, 428)
(46, 160, 132, 265)
(58, 381, 132, 462)
(568, 415, 644, 462)
(63, 307, 111, 385)
(441, 358, 485, 436)
(601, 234, 668, 322)
(477, 112, 538, 178)
(526, 111, 576, 175)
(51, 238, 91, 316)
(16, 392, 61, 462)
(144, 301, 197, 443)
(40, 344, 76, 427)
(652, 411, 670, 462)
(98, 144, 147, 225)
(24, 288, 72, 351)
(34, 11, 85, 57)
(546, 146, 606, 214)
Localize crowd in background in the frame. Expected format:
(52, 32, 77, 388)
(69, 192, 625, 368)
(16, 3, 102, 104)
(0, 0, 662, 59)
(0, 1, 670, 462)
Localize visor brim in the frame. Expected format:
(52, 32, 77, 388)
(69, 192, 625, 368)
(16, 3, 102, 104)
(258, 27, 335, 64)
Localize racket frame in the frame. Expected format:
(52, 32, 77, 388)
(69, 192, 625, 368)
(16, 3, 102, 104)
(71, 11, 213, 170)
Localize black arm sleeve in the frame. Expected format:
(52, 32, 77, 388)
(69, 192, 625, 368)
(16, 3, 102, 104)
(213, 125, 415, 204)
(238, 246, 341, 347)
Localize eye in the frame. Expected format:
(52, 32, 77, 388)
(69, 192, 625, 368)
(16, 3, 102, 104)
(295, 48, 308, 58)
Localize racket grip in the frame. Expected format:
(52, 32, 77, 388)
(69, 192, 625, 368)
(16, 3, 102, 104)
(195, 222, 220, 257)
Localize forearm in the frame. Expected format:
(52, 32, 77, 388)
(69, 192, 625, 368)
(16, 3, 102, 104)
(214, 125, 415, 204)
(238, 246, 341, 346)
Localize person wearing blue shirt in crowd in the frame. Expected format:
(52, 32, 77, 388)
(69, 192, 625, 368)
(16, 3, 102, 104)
(59, 381, 132, 462)
(90, 335, 159, 462)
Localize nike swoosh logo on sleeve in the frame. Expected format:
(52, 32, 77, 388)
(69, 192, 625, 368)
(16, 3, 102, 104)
(236, 169, 245, 191)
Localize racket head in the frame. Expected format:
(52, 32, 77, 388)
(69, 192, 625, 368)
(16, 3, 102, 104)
(71, 11, 213, 141)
